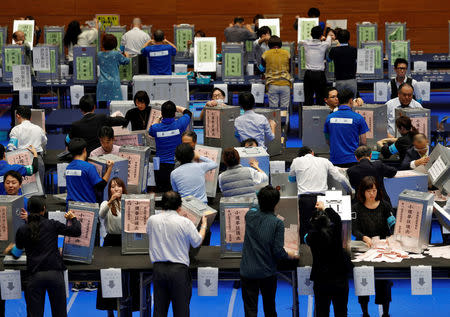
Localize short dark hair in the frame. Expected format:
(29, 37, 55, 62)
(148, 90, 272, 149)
(257, 26, 272, 38)
(175, 143, 195, 165)
(398, 82, 414, 93)
(0, 145, 5, 160)
(194, 30, 206, 37)
(338, 89, 354, 104)
(308, 7, 320, 18)
(257, 185, 280, 212)
(153, 30, 165, 42)
(16, 105, 31, 120)
(268, 35, 282, 49)
(98, 126, 114, 139)
(234, 17, 245, 24)
(239, 92, 255, 111)
(102, 34, 117, 51)
(241, 138, 258, 147)
(68, 138, 87, 156)
(337, 29, 350, 44)
(396, 115, 418, 134)
(325, 87, 338, 98)
(394, 58, 408, 68)
(212, 87, 226, 98)
(134, 90, 150, 107)
(79, 95, 95, 113)
(4, 170, 22, 185)
(311, 26, 323, 40)
(298, 146, 313, 157)
(222, 147, 240, 167)
(253, 14, 264, 24)
(162, 191, 182, 210)
(357, 176, 383, 203)
(355, 145, 372, 159)
(161, 101, 176, 118)
(182, 130, 197, 143)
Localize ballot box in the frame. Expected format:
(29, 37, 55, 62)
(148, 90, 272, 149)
(0, 26, 7, 53)
(395, 107, 431, 139)
(360, 41, 384, 80)
(113, 127, 150, 147)
(63, 201, 99, 264)
(174, 24, 194, 59)
(356, 22, 378, 48)
(180, 196, 218, 229)
(73, 45, 97, 84)
(385, 22, 406, 55)
(203, 104, 241, 149)
(88, 154, 129, 201)
(5, 149, 44, 197)
(222, 42, 245, 82)
(271, 172, 298, 197)
(317, 190, 352, 252)
(220, 196, 256, 258)
(301, 105, 330, 153)
(195, 145, 222, 198)
(426, 144, 450, 194)
(110, 100, 135, 117)
(388, 40, 410, 78)
(35, 44, 59, 82)
(254, 108, 282, 156)
(275, 196, 300, 255)
(235, 147, 270, 184)
(132, 75, 189, 107)
(2, 45, 25, 82)
(118, 145, 151, 194)
(119, 55, 139, 83)
(44, 26, 65, 62)
(384, 170, 428, 208)
(354, 104, 388, 148)
(121, 194, 155, 255)
(0, 196, 24, 252)
(15, 108, 45, 131)
(393, 189, 434, 253)
(281, 41, 296, 78)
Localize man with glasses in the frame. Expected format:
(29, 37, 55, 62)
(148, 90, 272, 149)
(388, 58, 418, 99)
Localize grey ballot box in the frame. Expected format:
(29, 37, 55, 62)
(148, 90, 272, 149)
(395, 107, 431, 139)
(2, 45, 25, 82)
(356, 23, 378, 48)
(73, 45, 97, 84)
(254, 108, 282, 156)
(119, 145, 151, 194)
(121, 194, 155, 255)
(35, 44, 60, 82)
(110, 100, 135, 117)
(394, 190, 434, 253)
(180, 196, 218, 229)
(384, 170, 428, 208)
(203, 105, 241, 149)
(195, 145, 222, 198)
(0, 195, 24, 252)
(301, 106, 330, 154)
(44, 26, 65, 63)
(270, 172, 298, 197)
(132, 75, 189, 107)
(113, 128, 151, 147)
(354, 104, 388, 149)
(426, 144, 450, 194)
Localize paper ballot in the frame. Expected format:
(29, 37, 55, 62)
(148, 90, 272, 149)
(357, 48, 375, 74)
(293, 83, 305, 102)
(416, 81, 431, 102)
(411, 266, 432, 295)
(70, 85, 84, 106)
(12, 65, 32, 91)
(353, 266, 375, 296)
(297, 267, 314, 295)
(374, 82, 388, 102)
(64, 270, 69, 298)
(251, 83, 265, 104)
(213, 84, 228, 102)
(0, 270, 22, 300)
(57, 163, 69, 187)
(33, 46, 51, 71)
(19, 88, 33, 106)
(197, 267, 219, 296)
(100, 268, 123, 298)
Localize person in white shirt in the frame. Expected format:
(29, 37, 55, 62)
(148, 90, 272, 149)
(388, 58, 418, 99)
(385, 83, 423, 137)
(64, 19, 99, 64)
(120, 18, 151, 57)
(288, 146, 352, 242)
(8, 106, 47, 186)
(299, 26, 332, 105)
(146, 191, 207, 317)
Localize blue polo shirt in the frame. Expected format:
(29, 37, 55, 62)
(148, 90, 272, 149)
(149, 114, 191, 164)
(0, 160, 31, 195)
(65, 159, 102, 204)
(324, 105, 369, 165)
(142, 45, 177, 75)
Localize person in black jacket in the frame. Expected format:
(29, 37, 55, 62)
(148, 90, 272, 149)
(66, 95, 127, 155)
(400, 133, 431, 170)
(347, 146, 397, 204)
(306, 201, 352, 317)
(125, 90, 151, 131)
(4, 196, 81, 317)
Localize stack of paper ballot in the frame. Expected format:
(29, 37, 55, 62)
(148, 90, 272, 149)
(352, 237, 410, 263)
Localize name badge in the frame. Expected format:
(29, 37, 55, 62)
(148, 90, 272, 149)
(150, 50, 169, 57)
(65, 169, 82, 176)
(157, 129, 180, 138)
(0, 176, 3, 183)
(330, 118, 353, 124)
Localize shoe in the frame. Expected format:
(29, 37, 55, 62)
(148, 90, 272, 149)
(71, 283, 83, 292)
(84, 282, 97, 292)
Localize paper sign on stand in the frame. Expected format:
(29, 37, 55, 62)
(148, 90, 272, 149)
(414, 61, 427, 72)
(297, 266, 314, 295)
(19, 88, 33, 106)
(57, 163, 68, 187)
(0, 270, 22, 300)
(194, 37, 217, 72)
(213, 84, 228, 101)
(33, 46, 51, 71)
(293, 83, 305, 102)
(411, 265, 432, 295)
(70, 85, 84, 106)
(297, 18, 319, 42)
(64, 270, 69, 298)
(100, 268, 123, 298)
(258, 19, 280, 37)
(353, 266, 375, 296)
(326, 19, 348, 29)
(357, 48, 375, 74)
(12, 65, 32, 91)
(416, 81, 430, 102)
(197, 267, 219, 296)
(317, 190, 351, 221)
(251, 83, 265, 104)
(374, 82, 388, 102)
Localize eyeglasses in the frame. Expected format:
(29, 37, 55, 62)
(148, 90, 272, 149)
(395, 67, 407, 70)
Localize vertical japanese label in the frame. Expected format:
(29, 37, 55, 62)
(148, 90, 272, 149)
(123, 199, 150, 233)
(395, 200, 423, 239)
(410, 117, 428, 137)
(176, 28, 193, 51)
(224, 208, 249, 243)
(118, 152, 141, 186)
(76, 56, 94, 81)
(196, 147, 219, 182)
(224, 53, 242, 77)
(7, 151, 35, 185)
(64, 209, 94, 247)
(205, 110, 221, 138)
(0, 206, 8, 241)
(355, 110, 374, 139)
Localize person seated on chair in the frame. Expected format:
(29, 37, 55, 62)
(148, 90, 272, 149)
(400, 133, 431, 171)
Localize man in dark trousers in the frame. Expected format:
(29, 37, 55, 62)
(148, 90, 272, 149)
(347, 146, 397, 204)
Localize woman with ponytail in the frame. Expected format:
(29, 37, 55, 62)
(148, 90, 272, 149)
(4, 196, 81, 317)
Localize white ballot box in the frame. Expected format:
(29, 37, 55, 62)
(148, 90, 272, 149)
(354, 104, 388, 148)
(110, 100, 135, 117)
(235, 147, 270, 184)
(426, 144, 450, 194)
(119, 145, 151, 194)
(0, 196, 25, 252)
(384, 170, 428, 208)
(132, 75, 189, 107)
(203, 104, 241, 149)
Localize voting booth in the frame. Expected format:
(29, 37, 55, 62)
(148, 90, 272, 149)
(388, 40, 410, 77)
(195, 145, 221, 198)
(35, 44, 59, 82)
(5, 149, 44, 197)
(180, 196, 218, 229)
(354, 104, 388, 149)
(0, 26, 7, 53)
(360, 41, 384, 79)
(121, 194, 155, 255)
(43, 26, 65, 63)
(426, 144, 450, 194)
(118, 145, 151, 194)
(174, 24, 194, 58)
(221, 43, 245, 82)
(73, 45, 97, 84)
(109, 100, 135, 117)
(385, 22, 406, 55)
(235, 147, 270, 183)
(203, 104, 241, 149)
(2, 45, 25, 82)
(384, 170, 428, 208)
(301, 105, 330, 153)
(357, 22, 378, 48)
(63, 201, 99, 264)
(254, 108, 282, 156)
(132, 75, 189, 107)
(0, 196, 24, 252)
(395, 107, 431, 139)
(271, 172, 298, 197)
(393, 189, 434, 253)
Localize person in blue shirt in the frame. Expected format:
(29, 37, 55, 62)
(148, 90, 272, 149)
(170, 143, 218, 203)
(324, 89, 369, 167)
(65, 138, 114, 204)
(149, 101, 192, 193)
(141, 29, 177, 75)
(0, 144, 38, 195)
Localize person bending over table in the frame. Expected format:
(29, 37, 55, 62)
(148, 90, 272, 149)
(199, 87, 227, 121)
(400, 133, 431, 171)
(146, 191, 207, 317)
(352, 176, 396, 317)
